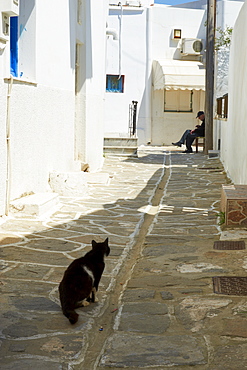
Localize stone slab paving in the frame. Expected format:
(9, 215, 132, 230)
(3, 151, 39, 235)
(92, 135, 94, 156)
(100, 333, 206, 368)
(0, 148, 166, 369)
(1, 147, 247, 369)
(97, 150, 247, 370)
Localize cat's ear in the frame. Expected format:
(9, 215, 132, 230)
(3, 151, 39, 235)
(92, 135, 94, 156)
(92, 240, 97, 248)
(104, 237, 108, 244)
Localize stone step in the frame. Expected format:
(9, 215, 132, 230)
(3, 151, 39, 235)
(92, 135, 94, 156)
(104, 137, 137, 147)
(104, 146, 138, 157)
(10, 193, 59, 217)
(104, 137, 138, 157)
(49, 171, 110, 197)
(208, 150, 220, 158)
(9, 170, 111, 217)
(49, 171, 88, 197)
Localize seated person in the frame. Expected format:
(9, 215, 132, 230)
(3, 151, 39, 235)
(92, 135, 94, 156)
(172, 111, 205, 153)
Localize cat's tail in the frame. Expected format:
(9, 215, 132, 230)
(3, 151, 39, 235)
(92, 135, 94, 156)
(63, 309, 79, 324)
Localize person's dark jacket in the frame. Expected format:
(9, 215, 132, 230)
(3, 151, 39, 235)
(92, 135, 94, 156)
(194, 118, 205, 136)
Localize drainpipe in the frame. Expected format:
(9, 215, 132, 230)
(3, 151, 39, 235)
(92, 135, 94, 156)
(5, 75, 13, 216)
(118, 2, 123, 79)
(106, 27, 118, 40)
(145, 6, 152, 143)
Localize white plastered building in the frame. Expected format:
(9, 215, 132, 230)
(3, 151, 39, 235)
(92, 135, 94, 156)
(105, 0, 243, 146)
(0, 0, 244, 217)
(0, 0, 108, 216)
(219, 0, 247, 184)
(105, 1, 206, 145)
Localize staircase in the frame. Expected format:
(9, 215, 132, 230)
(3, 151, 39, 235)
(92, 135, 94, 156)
(104, 137, 138, 157)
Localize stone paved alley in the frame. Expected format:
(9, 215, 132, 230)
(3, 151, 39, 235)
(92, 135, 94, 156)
(1, 146, 247, 369)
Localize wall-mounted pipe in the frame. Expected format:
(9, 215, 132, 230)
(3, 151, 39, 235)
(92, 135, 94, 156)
(106, 28, 118, 40)
(5, 75, 13, 216)
(118, 2, 123, 79)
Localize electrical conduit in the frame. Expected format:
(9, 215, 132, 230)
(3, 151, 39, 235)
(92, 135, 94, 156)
(118, 2, 123, 79)
(5, 75, 13, 216)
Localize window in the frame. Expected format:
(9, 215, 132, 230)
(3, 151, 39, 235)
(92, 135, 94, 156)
(9, 1, 36, 80)
(10, 16, 18, 77)
(216, 94, 228, 119)
(106, 75, 124, 93)
(164, 89, 193, 112)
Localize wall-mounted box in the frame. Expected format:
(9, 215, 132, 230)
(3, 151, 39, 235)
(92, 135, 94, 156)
(0, 1, 19, 42)
(0, 13, 10, 42)
(1, 0, 19, 16)
(173, 29, 182, 39)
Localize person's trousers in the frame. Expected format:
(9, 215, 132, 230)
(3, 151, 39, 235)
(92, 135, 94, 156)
(179, 129, 199, 151)
(178, 129, 191, 144)
(186, 132, 199, 151)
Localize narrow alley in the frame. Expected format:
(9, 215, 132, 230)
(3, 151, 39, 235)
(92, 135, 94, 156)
(1, 147, 247, 369)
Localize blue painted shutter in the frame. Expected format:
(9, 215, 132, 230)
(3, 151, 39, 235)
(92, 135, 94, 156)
(10, 16, 18, 77)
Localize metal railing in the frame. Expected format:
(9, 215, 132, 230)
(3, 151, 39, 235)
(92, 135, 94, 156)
(128, 100, 138, 137)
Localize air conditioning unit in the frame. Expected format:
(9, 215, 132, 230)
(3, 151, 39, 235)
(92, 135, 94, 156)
(181, 38, 203, 55)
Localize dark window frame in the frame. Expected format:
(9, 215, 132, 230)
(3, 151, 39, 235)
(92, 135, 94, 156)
(216, 93, 228, 119)
(164, 89, 193, 113)
(106, 75, 125, 93)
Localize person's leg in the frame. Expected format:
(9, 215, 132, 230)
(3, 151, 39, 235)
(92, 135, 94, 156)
(185, 132, 197, 152)
(172, 129, 191, 146)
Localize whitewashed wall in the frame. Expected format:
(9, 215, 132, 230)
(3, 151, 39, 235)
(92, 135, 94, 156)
(0, 2, 20, 215)
(151, 5, 206, 145)
(105, 1, 244, 147)
(215, 1, 244, 99)
(216, 0, 244, 29)
(220, 0, 247, 183)
(105, 4, 206, 145)
(152, 89, 205, 145)
(105, 6, 152, 144)
(0, 82, 7, 214)
(151, 6, 206, 60)
(213, 1, 243, 152)
(75, 0, 108, 171)
(0, 1, 78, 210)
(0, 0, 108, 216)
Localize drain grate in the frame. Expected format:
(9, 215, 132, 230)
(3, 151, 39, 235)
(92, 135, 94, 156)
(213, 276, 247, 296)
(213, 240, 245, 250)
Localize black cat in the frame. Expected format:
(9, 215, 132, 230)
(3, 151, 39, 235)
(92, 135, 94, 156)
(59, 238, 110, 324)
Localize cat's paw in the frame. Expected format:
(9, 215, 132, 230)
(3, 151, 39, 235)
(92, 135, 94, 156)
(77, 299, 90, 307)
(92, 287, 99, 302)
(82, 300, 90, 307)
